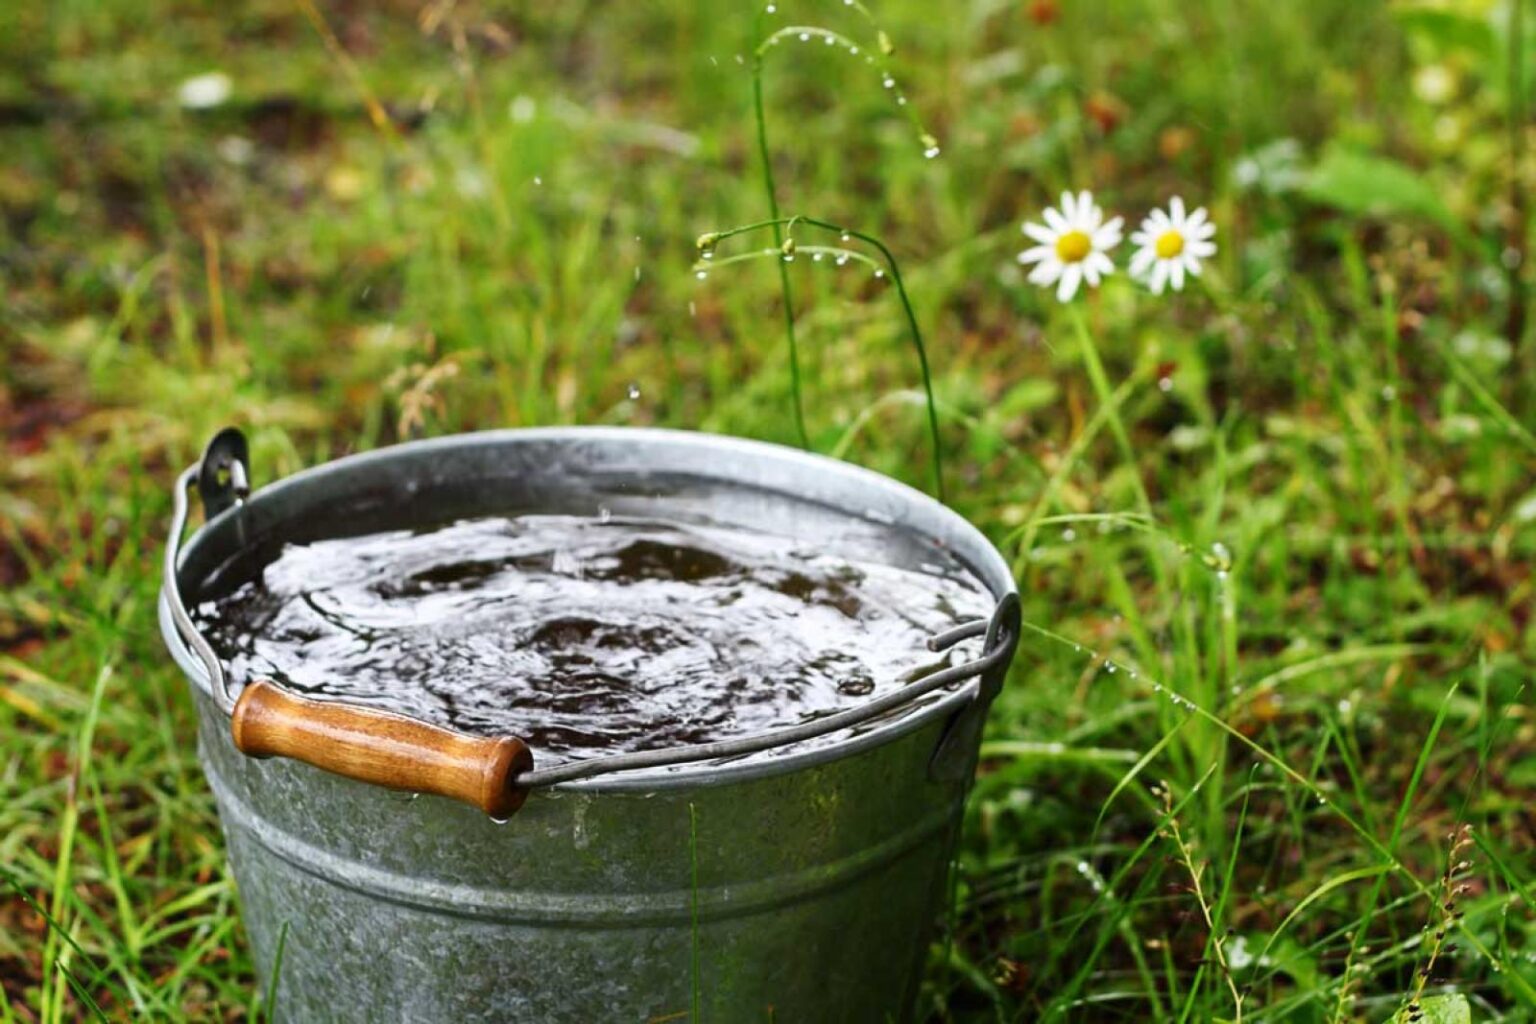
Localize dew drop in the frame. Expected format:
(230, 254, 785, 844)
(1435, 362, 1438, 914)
(882, 75, 895, 89)
(1107, 663, 1116, 674)
(924, 145, 941, 159)
(812, 252, 824, 261)
(824, 35, 834, 45)
(1158, 376, 1174, 393)
(598, 506, 612, 523)
(835, 254, 849, 266)
(533, 175, 543, 186)
(849, 45, 859, 54)
(626, 383, 641, 400)
(765, 2, 776, 11)
(799, 32, 810, 41)
(840, 230, 851, 241)
(896, 95, 908, 105)
(873, 268, 885, 278)
(1062, 527, 1076, 542)
(696, 270, 708, 280)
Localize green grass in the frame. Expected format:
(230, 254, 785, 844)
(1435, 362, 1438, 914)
(3, 0, 1535, 1020)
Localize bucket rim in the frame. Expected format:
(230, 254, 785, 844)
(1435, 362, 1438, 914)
(160, 425, 1018, 793)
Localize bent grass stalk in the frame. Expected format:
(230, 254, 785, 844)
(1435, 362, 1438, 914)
(698, 216, 946, 499)
(746, 3, 943, 453)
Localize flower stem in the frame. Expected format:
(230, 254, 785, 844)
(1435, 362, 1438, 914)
(1066, 303, 1152, 518)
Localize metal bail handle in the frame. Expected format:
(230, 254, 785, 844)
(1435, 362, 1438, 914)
(166, 426, 1015, 817)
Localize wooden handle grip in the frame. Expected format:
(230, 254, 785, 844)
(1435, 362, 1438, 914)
(231, 680, 533, 818)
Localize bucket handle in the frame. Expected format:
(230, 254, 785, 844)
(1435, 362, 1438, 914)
(164, 428, 1016, 817)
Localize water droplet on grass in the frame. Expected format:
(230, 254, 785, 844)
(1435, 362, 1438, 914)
(924, 145, 941, 159)
(627, 383, 641, 400)
(696, 270, 708, 280)
(798, 32, 810, 41)
(882, 75, 895, 89)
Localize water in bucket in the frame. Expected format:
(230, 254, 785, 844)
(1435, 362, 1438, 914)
(191, 512, 992, 764)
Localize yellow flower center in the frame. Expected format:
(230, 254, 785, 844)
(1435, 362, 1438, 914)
(1154, 230, 1185, 259)
(1054, 230, 1091, 263)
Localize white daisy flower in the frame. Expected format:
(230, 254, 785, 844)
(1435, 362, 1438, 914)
(1017, 190, 1123, 302)
(1128, 197, 1217, 295)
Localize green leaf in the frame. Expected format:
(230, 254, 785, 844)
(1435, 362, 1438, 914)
(1302, 145, 1453, 226)
(1394, 8, 1497, 61)
(1301, 145, 1486, 256)
(1393, 993, 1472, 1024)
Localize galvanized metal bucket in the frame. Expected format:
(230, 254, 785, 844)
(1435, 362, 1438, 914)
(159, 427, 1020, 1023)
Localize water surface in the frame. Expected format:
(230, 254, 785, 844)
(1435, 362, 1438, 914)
(194, 514, 991, 764)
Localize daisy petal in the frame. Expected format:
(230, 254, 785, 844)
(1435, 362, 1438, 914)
(1150, 261, 1168, 295)
(1183, 252, 1203, 277)
(1043, 207, 1068, 233)
(1129, 247, 1157, 277)
(1189, 240, 1217, 258)
(1028, 260, 1061, 286)
(1094, 216, 1123, 249)
(1017, 245, 1053, 264)
(1169, 259, 1186, 292)
(1185, 207, 1208, 229)
(1060, 192, 1076, 218)
(1057, 263, 1082, 302)
(1169, 196, 1186, 224)
(1087, 251, 1115, 278)
(1024, 222, 1056, 245)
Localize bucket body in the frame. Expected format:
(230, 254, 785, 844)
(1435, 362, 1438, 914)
(160, 428, 1019, 1023)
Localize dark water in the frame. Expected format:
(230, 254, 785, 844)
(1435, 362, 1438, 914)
(194, 514, 992, 764)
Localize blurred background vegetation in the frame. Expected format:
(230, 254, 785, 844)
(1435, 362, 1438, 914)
(2, 0, 1534, 1020)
